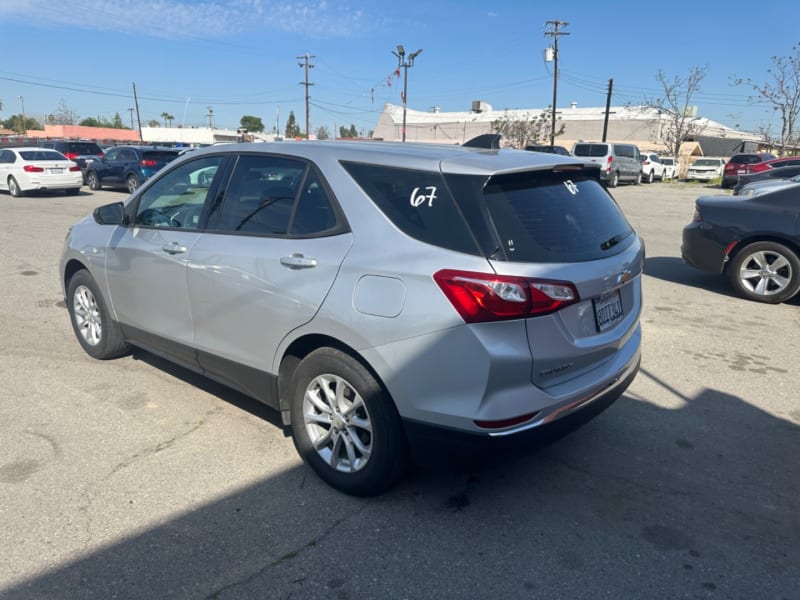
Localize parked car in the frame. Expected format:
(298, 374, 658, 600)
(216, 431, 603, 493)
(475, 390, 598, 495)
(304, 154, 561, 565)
(571, 141, 642, 187)
(682, 187, 800, 303)
(639, 152, 666, 183)
(41, 140, 104, 182)
(659, 156, 678, 180)
(0, 147, 83, 197)
(685, 157, 725, 182)
(721, 152, 776, 188)
(525, 144, 571, 156)
(745, 155, 800, 174)
(732, 164, 800, 195)
(737, 175, 800, 197)
(61, 140, 644, 495)
(85, 145, 181, 193)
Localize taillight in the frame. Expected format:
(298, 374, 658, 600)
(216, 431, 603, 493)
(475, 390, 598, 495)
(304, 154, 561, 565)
(605, 155, 613, 172)
(692, 208, 702, 222)
(69, 165, 81, 172)
(23, 165, 44, 172)
(64, 152, 78, 160)
(433, 269, 579, 323)
(140, 159, 157, 167)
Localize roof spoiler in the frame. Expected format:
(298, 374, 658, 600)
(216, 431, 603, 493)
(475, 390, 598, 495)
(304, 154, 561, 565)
(463, 133, 501, 150)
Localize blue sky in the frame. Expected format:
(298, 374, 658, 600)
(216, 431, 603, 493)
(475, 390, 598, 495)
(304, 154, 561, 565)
(0, 1, 796, 136)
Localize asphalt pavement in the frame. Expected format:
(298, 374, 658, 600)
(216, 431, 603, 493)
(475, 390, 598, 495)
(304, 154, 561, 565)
(0, 181, 797, 599)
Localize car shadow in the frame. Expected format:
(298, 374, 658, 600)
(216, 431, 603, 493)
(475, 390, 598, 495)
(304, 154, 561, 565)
(1, 362, 796, 599)
(644, 256, 736, 297)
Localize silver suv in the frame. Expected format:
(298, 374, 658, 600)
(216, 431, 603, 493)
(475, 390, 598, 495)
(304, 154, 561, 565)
(60, 140, 643, 495)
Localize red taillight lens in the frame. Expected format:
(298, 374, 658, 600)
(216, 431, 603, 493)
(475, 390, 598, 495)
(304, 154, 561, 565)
(69, 165, 81, 172)
(23, 165, 44, 172)
(140, 159, 157, 167)
(433, 269, 579, 323)
(64, 152, 78, 160)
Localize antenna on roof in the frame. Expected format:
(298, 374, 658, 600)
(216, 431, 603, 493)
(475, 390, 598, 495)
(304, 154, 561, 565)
(463, 133, 501, 149)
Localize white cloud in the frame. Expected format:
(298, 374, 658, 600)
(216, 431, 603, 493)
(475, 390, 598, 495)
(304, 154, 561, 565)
(0, 0, 367, 38)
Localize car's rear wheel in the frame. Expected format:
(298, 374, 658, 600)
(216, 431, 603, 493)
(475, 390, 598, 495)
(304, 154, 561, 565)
(86, 172, 101, 191)
(729, 242, 800, 303)
(645, 170, 654, 183)
(607, 171, 619, 188)
(67, 270, 129, 359)
(289, 348, 409, 496)
(126, 174, 140, 194)
(8, 176, 23, 197)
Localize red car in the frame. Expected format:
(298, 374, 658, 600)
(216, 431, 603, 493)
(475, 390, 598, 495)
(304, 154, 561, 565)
(747, 156, 800, 174)
(722, 152, 775, 188)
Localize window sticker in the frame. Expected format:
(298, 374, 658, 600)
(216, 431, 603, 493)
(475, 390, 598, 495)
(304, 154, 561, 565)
(563, 180, 579, 195)
(409, 186, 437, 207)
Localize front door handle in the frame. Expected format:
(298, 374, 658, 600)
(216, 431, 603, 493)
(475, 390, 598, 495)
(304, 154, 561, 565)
(280, 253, 317, 269)
(162, 242, 188, 255)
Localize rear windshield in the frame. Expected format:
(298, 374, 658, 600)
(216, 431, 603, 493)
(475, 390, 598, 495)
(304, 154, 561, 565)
(142, 150, 180, 163)
(572, 143, 608, 157)
(19, 150, 67, 161)
(693, 159, 721, 167)
(478, 172, 634, 262)
(67, 142, 102, 155)
(730, 154, 763, 165)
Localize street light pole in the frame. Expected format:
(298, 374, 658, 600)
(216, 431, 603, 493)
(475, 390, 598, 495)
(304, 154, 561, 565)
(544, 20, 569, 146)
(392, 45, 422, 142)
(18, 95, 26, 136)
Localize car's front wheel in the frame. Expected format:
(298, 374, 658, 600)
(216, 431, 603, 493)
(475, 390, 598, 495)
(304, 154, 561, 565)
(8, 176, 23, 197)
(126, 174, 140, 194)
(729, 241, 800, 303)
(86, 172, 101, 191)
(289, 348, 409, 496)
(66, 270, 129, 359)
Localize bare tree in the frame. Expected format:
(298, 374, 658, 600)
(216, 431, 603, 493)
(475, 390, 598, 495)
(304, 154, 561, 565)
(50, 98, 80, 125)
(491, 109, 563, 149)
(316, 125, 330, 140)
(733, 44, 800, 154)
(641, 67, 708, 158)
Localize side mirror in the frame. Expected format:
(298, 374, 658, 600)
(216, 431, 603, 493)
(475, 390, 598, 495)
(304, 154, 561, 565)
(93, 202, 126, 225)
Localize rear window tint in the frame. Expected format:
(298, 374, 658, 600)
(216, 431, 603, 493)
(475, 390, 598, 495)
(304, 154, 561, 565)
(480, 172, 634, 263)
(67, 142, 102, 155)
(573, 144, 608, 157)
(730, 154, 763, 164)
(341, 162, 480, 255)
(19, 150, 67, 161)
(142, 151, 180, 162)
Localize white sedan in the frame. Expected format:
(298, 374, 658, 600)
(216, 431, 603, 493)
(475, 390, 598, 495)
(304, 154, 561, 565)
(0, 147, 83, 197)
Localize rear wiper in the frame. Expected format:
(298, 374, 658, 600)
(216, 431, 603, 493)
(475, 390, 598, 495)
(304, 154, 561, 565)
(600, 234, 624, 250)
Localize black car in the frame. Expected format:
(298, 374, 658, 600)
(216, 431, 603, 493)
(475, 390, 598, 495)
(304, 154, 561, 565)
(41, 140, 104, 182)
(85, 145, 181, 193)
(682, 189, 800, 303)
(732, 164, 800, 195)
(525, 144, 571, 156)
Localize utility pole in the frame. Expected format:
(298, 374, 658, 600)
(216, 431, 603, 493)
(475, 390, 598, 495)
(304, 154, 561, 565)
(392, 45, 423, 142)
(132, 82, 143, 142)
(544, 20, 569, 146)
(297, 53, 315, 139)
(206, 106, 214, 129)
(18, 95, 26, 136)
(128, 107, 134, 130)
(602, 79, 614, 142)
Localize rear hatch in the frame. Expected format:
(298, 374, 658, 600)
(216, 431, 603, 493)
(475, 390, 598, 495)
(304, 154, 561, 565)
(445, 168, 643, 388)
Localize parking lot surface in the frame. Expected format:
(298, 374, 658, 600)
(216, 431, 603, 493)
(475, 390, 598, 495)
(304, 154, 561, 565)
(1, 182, 798, 599)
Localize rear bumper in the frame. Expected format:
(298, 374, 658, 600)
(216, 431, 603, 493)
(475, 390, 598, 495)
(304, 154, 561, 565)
(402, 352, 640, 465)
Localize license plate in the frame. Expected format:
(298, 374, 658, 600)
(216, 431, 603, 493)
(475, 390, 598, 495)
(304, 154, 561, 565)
(593, 289, 624, 332)
(49, 168, 64, 174)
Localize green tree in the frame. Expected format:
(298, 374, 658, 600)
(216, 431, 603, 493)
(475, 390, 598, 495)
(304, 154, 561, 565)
(316, 125, 330, 140)
(339, 124, 358, 138)
(3, 114, 41, 132)
(147, 119, 161, 127)
(112, 112, 125, 128)
(491, 109, 562, 149)
(161, 112, 175, 127)
(284, 111, 301, 138)
(240, 115, 265, 133)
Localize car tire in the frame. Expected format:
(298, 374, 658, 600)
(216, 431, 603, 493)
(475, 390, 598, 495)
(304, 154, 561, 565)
(87, 172, 101, 191)
(289, 348, 409, 496)
(607, 171, 619, 188)
(8, 176, 24, 197)
(728, 241, 800, 304)
(66, 270, 130, 359)
(126, 174, 140, 194)
(634, 171, 642, 185)
(645, 170, 654, 184)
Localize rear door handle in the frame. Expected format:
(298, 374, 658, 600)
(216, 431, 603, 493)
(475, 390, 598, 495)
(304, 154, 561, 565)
(162, 242, 188, 255)
(280, 253, 317, 269)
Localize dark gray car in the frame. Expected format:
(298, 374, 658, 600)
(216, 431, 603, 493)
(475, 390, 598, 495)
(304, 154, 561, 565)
(60, 140, 643, 495)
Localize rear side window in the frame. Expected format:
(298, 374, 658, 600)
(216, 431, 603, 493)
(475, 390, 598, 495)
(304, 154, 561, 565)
(479, 172, 634, 263)
(573, 144, 608, 157)
(342, 162, 479, 255)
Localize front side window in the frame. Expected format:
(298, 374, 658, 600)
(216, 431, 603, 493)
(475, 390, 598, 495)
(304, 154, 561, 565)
(133, 155, 224, 229)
